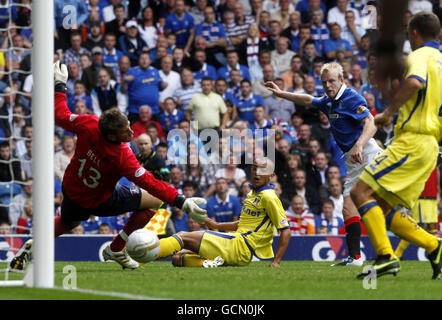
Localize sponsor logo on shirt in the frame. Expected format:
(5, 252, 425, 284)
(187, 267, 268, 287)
(135, 167, 146, 178)
(142, 77, 155, 84)
(329, 113, 339, 119)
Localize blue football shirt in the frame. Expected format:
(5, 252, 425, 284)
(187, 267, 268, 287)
(312, 84, 370, 153)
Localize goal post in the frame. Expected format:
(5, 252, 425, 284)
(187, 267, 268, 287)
(31, 0, 54, 288)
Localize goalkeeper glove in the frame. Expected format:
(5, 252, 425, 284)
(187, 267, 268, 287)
(174, 195, 208, 224)
(54, 61, 68, 84)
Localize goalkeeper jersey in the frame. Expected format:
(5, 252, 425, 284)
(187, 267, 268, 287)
(54, 92, 179, 208)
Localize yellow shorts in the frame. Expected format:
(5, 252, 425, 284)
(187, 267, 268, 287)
(360, 132, 438, 209)
(411, 198, 438, 224)
(199, 231, 252, 266)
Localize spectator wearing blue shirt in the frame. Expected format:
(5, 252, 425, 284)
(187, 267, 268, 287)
(340, 10, 366, 54)
(206, 178, 241, 223)
(295, 0, 327, 24)
(356, 34, 370, 71)
(214, 78, 238, 105)
(173, 68, 202, 112)
(124, 52, 166, 122)
(360, 68, 387, 112)
(164, 0, 195, 55)
(193, 49, 217, 83)
(119, 20, 148, 66)
(217, 50, 251, 81)
(54, 0, 89, 50)
(323, 23, 353, 62)
(315, 199, 344, 235)
(102, 33, 124, 77)
(195, 6, 228, 68)
(236, 79, 265, 124)
(310, 8, 329, 56)
(159, 97, 186, 135)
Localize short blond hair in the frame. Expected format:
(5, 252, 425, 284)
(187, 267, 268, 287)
(320, 62, 344, 79)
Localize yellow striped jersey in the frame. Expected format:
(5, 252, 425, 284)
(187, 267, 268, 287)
(237, 184, 290, 260)
(394, 41, 442, 139)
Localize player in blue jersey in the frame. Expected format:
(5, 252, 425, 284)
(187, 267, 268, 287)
(266, 62, 380, 267)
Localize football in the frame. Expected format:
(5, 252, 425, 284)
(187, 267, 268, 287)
(126, 229, 160, 263)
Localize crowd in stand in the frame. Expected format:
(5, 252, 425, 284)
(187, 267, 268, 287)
(0, 0, 441, 237)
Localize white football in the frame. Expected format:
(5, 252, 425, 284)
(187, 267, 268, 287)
(126, 229, 160, 263)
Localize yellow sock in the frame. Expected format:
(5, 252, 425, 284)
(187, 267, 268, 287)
(387, 211, 439, 253)
(358, 200, 395, 257)
(394, 239, 410, 259)
(182, 254, 205, 267)
(157, 235, 183, 259)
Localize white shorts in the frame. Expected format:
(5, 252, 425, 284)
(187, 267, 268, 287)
(343, 138, 383, 197)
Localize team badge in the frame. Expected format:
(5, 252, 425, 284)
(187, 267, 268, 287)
(357, 105, 366, 114)
(280, 218, 289, 226)
(130, 186, 139, 195)
(253, 196, 261, 206)
(135, 167, 146, 178)
(69, 114, 78, 122)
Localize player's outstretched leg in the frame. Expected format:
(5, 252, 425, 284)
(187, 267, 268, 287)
(332, 197, 363, 267)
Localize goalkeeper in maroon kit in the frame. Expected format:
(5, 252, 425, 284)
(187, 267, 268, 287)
(10, 62, 207, 270)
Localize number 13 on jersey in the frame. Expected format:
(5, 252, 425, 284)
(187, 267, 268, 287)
(78, 158, 101, 188)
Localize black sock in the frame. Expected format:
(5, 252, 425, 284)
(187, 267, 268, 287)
(345, 218, 361, 259)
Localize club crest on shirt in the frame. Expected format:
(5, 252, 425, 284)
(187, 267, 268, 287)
(134, 167, 146, 178)
(69, 114, 78, 122)
(130, 186, 139, 195)
(357, 105, 366, 114)
(253, 196, 261, 206)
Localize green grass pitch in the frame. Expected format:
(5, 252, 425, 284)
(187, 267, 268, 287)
(0, 261, 440, 300)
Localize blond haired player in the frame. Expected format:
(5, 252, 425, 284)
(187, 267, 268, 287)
(151, 159, 292, 267)
(350, 12, 442, 279)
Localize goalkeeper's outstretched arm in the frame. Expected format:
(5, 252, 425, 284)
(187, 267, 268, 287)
(265, 81, 315, 107)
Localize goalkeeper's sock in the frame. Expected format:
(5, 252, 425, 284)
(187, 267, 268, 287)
(110, 209, 156, 252)
(358, 200, 394, 257)
(180, 253, 205, 267)
(54, 216, 76, 238)
(394, 239, 410, 260)
(344, 216, 361, 259)
(386, 210, 439, 253)
(157, 235, 184, 259)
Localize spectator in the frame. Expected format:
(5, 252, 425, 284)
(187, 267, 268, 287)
(187, 78, 228, 130)
(267, 20, 282, 50)
(102, 0, 126, 23)
(315, 199, 344, 235)
(249, 105, 273, 145)
(310, 111, 331, 151)
(102, 33, 124, 78)
(170, 47, 202, 74)
(349, 63, 364, 94)
(192, 49, 217, 83)
(79, 53, 92, 71)
(0, 221, 12, 234)
(263, 0, 294, 15)
(207, 177, 241, 223)
(270, 0, 295, 29)
(295, 0, 327, 24)
(364, 92, 377, 117)
(124, 53, 164, 122)
(116, 55, 131, 84)
(131, 105, 165, 140)
(11, 104, 28, 139)
(15, 124, 33, 159)
(252, 62, 277, 98)
(0, 142, 23, 183)
(408, 0, 433, 15)
(98, 222, 114, 234)
(356, 34, 370, 73)
(91, 68, 125, 116)
(236, 79, 265, 124)
(104, 3, 128, 40)
(54, 0, 89, 51)
(328, 178, 344, 220)
(341, 10, 366, 53)
(292, 123, 312, 161)
(71, 224, 84, 234)
(226, 2, 256, 48)
(62, 31, 91, 70)
(119, 20, 148, 66)
(136, 133, 170, 182)
(323, 23, 353, 61)
(237, 180, 251, 205)
(318, 164, 342, 201)
(66, 62, 82, 97)
(81, 46, 116, 93)
(306, 151, 329, 192)
(147, 122, 164, 148)
(214, 78, 238, 106)
(360, 68, 386, 113)
(137, 7, 160, 50)
(263, 78, 295, 122)
(19, 140, 32, 179)
(169, 165, 184, 194)
(217, 50, 251, 82)
(159, 97, 186, 134)
(5, 34, 30, 83)
(227, 69, 242, 99)
(271, 36, 295, 74)
(215, 155, 247, 197)
(173, 68, 202, 112)
(288, 168, 321, 214)
(250, 50, 280, 84)
(306, 139, 321, 165)
(54, 135, 76, 183)
(164, 0, 195, 56)
(67, 81, 93, 113)
(285, 194, 316, 235)
(237, 24, 271, 68)
(83, 21, 105, 51)
(300, 40, 319, 74)
(327, 0, 361, 29)
(190, 0, 209, 25)
(194, 6, 228, 68)
(289, 70, 306, 93)
(8, 178, 32, 226)
(16, 198, 32, 234)
(257, 10, 271, 39)
(280, 54, 303, 90)
(182, 151, 217, 197)
(280, 12, 301, 52)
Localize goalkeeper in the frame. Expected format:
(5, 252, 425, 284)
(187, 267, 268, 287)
(153, 159, 292, 268)
(9, 62, 208, 271)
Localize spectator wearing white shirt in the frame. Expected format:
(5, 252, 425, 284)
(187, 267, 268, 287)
(271, 36, 296, 74)
(159, 55, 181, 105)
(408, 0, 433, 15)
(54, 135, 76, 183)
(327, 0, 361, 29)
(341, 10, 366, 53)
(215, 155, 247, 197)
(328, 178, 344, 220)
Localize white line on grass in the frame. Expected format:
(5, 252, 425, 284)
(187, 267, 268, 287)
(53, 286, 171, 300)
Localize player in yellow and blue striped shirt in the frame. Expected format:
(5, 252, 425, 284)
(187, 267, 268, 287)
(153, 159, 292, 268)
(350, 11, 442, 280)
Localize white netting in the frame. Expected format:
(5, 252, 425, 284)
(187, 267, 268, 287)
(0, 2, 33, 271)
